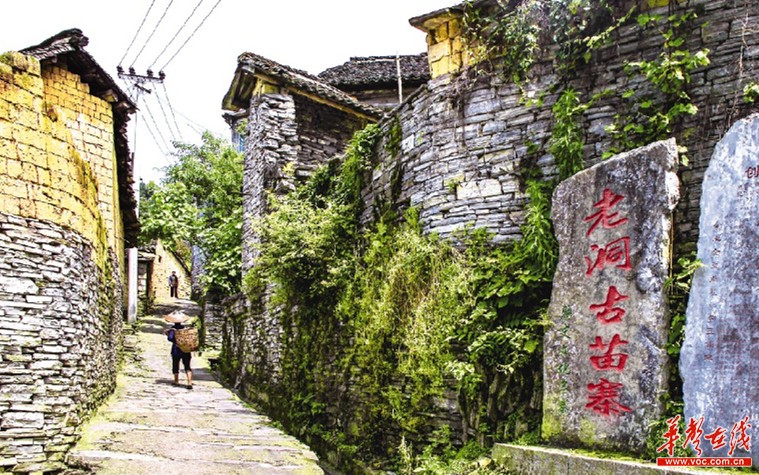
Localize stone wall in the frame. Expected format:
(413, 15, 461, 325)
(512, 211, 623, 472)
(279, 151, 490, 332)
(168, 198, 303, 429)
(0, 52, 125, 472)
(241, 93, 298, 273)
(365, 0, 758, 253)
(241, 91, 369, 272)
(0, 213, 123, 473)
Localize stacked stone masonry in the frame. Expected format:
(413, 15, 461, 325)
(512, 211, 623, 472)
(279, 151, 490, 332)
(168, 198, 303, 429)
(222, 0, 759, 464)
(0, 52, 125, 473)
(0, 213, 122, 473)
(241, 91, 368, 272)
(365, 0, 758, 253)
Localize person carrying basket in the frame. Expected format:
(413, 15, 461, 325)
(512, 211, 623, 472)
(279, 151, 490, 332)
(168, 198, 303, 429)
(163, 311, 196, 389)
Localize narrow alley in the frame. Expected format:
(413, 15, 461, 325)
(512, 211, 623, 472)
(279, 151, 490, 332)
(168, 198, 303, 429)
(64, 299, 323, 475)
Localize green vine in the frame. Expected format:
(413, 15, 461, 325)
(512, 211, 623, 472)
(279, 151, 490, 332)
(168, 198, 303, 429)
(461, 0, 542, 83)
(605, 11, 710, 164)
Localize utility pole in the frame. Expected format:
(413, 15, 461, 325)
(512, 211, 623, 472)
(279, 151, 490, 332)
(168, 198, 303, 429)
(117, 66, 166, 86)
(119, 67, 165, 324)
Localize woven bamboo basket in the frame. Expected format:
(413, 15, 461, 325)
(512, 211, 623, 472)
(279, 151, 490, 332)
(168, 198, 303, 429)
(175, 327, 199, 353)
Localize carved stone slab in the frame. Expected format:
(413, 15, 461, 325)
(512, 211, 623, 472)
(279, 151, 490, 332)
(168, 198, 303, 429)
(543, 139, 680, 452)
(680, 114, 758, 464)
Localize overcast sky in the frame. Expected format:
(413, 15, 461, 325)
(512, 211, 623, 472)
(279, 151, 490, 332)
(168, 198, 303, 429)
(1, 0, 453, 183)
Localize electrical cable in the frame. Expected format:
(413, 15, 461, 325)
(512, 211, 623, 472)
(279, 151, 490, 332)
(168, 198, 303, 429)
(147, 0, 207, 69)
(159, 0, 223, 71)
(152, 92, 214, 135)
(153, 86, 179, 142)
(130, 0, 177, 69)
(119, 0, 157, 66)
(142, 117, 170, 159)
(160, 82, 184, 141)
(142, 93, 173, 153)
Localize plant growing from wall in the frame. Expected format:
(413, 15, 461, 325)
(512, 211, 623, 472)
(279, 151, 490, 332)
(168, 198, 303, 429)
(462, 0, 542, 83)
(743, 80, 759, 104)
(605, 11, 710, 163)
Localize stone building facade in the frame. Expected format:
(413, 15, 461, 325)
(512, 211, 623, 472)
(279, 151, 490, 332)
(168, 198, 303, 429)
(222, 52, 381, 272)
(0, 30, 137, 473)
(219, 0, 759, 464)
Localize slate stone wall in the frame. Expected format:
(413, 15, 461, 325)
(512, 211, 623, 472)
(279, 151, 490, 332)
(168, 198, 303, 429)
(0, 52, 125, 473)
(241, 92, 369, 273)
(365, 0, 758, 252)
(0, 213, 122, 473)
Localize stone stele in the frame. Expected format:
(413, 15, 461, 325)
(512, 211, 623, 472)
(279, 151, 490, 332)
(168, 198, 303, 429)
(543, 139, 679, 453)
(680, 114, 758, 464)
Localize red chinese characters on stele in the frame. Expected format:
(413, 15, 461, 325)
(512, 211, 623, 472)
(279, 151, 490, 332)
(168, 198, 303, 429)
(584, 188, 632, 417)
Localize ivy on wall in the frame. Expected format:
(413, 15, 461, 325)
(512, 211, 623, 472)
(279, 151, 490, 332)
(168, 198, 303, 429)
(222, 0, 722, 472)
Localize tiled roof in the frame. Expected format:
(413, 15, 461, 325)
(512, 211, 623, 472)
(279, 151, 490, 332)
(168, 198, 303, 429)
(21, 29, 139, 246)
(223, 52, 383, 120)
(318, 54, 430, 89)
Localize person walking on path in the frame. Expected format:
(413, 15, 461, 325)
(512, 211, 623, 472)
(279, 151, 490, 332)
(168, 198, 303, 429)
(65, 298, 324, 473)
(169, 271, 179, 298)
(164, 311, 193, 389)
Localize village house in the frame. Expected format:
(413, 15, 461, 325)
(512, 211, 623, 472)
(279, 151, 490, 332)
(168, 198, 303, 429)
(0, 29, 137, 473)
(317, 53, 430, 110)
(221, 51, 384, 272)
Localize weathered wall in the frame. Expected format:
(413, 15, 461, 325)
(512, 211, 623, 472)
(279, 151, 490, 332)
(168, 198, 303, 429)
(40, 63, 124, 262)
(0, 52, 124, 473)
(365, 0, 758, 253)
(240, 91, 369, 272)
(241, 93, 298, 272)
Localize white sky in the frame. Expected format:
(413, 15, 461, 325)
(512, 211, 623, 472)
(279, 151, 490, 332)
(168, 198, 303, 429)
(0, 0, 453, 183)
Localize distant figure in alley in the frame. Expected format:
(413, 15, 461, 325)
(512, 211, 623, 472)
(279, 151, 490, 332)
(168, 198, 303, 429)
(169, 270, 179, 298)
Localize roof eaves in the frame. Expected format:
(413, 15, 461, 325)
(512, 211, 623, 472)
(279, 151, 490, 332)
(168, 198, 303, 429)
(230, 52, 383, 121)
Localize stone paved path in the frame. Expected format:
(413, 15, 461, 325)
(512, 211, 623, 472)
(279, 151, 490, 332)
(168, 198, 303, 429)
(65, 299, 323, 474)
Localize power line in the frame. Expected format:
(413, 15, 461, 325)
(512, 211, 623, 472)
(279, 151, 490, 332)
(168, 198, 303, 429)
(119, 0, 158, 66)
(148, 0, 207, 69)
(142, 92, 173, 153)
(130, 0, 176, 68)
(160, 0, 223, 71)
(143, 116, 169, 157)
(151, 91, 215, 136)
(153, 86, 180, 142)
(160, 82, 184, 140)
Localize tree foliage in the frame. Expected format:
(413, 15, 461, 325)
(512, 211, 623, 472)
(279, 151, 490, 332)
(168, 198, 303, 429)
(139, 132, 243, 294)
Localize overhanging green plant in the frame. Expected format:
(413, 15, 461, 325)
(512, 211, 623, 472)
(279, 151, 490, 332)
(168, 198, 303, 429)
(606, 11, 710, 163)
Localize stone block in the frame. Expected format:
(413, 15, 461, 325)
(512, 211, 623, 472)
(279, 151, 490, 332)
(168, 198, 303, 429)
(0, 278, 38, 295)
(680, 114, 759, 466)
(457, 179, 502, 200)
(428, 40, 452, 64)
(1, 411, 44, 429)
(543, 140, 679, 453)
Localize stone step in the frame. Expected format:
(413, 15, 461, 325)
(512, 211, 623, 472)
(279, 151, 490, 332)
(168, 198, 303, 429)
(492, 444, 736, 475)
